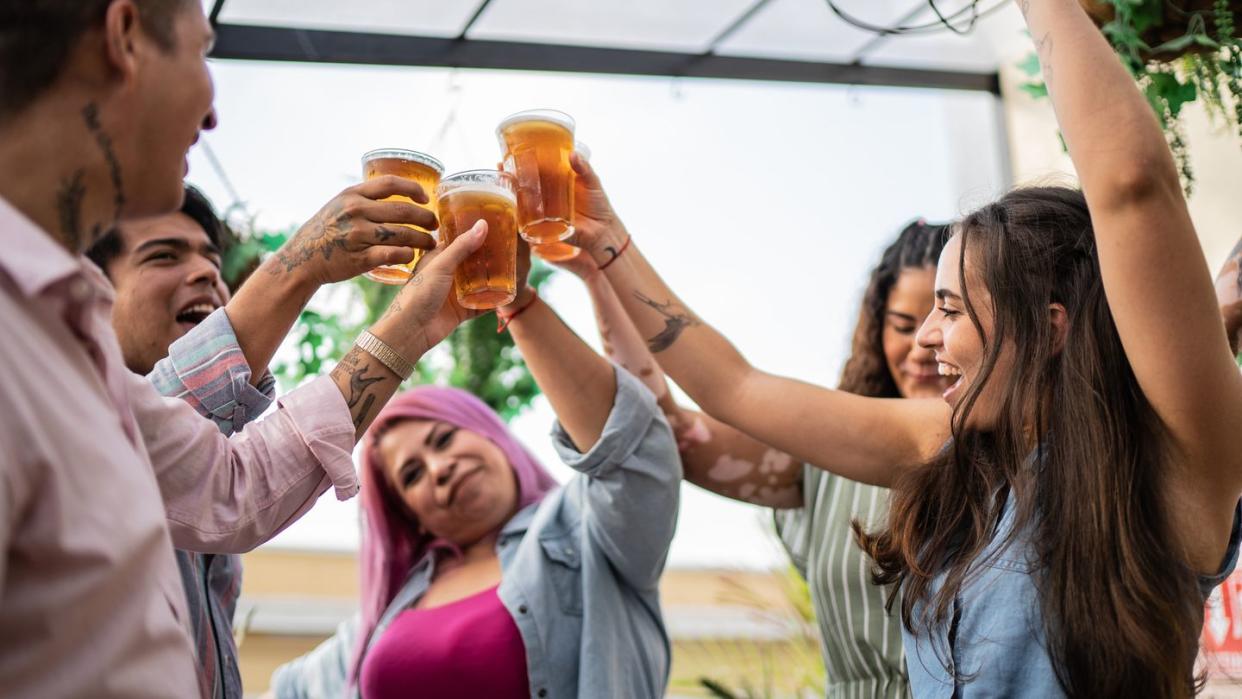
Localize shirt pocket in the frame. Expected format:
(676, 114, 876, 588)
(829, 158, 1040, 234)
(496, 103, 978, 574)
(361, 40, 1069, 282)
(540, 533, 583, 617)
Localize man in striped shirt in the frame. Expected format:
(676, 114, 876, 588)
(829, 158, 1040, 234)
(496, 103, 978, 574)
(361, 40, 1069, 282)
(87, 184, 265, 699)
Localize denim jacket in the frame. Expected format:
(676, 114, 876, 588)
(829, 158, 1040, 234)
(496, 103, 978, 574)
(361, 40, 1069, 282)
(906, 485, 1242, 698)
(272, 367, 682, 699)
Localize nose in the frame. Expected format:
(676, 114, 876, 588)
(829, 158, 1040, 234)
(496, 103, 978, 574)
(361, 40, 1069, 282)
(915, 313, 941, 352)
(186, 255, 222, 292)
(907, 337, 937, 362)
(427, 457, 457, 489)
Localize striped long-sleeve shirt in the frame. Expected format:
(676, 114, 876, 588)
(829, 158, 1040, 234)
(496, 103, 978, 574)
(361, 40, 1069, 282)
(775, 466, 909, 699)
(149, 308, 276, 699)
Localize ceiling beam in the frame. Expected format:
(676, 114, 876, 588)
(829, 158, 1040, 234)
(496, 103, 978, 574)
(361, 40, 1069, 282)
(210, 24, 999, 94)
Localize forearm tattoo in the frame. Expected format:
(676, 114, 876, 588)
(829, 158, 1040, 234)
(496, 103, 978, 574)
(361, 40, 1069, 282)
(633, 291, 701, 353)
(331, 347, 387, 430)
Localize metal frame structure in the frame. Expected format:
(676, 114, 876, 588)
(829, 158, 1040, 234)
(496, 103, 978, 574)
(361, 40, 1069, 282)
(207, 0, 1001, 94)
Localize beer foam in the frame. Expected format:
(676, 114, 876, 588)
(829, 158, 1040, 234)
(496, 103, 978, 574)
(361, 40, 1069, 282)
(439, 182, 517, 203)
(497, 109, 574, 135)
(361, 148, 445, 174)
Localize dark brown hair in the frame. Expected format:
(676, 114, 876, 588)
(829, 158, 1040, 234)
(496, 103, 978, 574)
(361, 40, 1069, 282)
(838, 219, 948, 397)
(857, 186, 1202, 697)
(0, 0, 191, 121)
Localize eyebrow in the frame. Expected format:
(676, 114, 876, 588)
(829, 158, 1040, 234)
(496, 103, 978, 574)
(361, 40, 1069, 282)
(885, 310, 918, 323)
(935, 289, 962, 302)
(134, 237, 221, 258)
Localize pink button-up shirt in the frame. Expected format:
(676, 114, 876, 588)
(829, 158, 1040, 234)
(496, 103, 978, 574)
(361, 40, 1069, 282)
(0, 196, 359, 698)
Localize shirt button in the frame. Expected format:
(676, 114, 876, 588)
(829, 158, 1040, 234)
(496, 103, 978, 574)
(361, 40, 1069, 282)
(519, 605, 528, 614)
(538, 690, 547, 698)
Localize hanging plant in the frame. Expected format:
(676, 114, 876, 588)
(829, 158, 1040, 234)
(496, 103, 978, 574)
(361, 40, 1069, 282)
(1019, 0, 1242, 194)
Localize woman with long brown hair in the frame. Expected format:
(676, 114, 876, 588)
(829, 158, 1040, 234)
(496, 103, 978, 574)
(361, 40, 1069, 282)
(562, 0, 1242, 695)
(548, 220, 947, 698)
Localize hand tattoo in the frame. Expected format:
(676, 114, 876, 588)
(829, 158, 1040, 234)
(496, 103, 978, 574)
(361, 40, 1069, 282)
(332, 347, 386, 430)
(375, 226, 398, 242)
(271, 203, 353, 273)
(634, 291, 701, 353)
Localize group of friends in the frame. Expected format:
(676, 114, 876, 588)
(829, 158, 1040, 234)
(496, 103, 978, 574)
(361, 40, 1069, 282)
(4, 1, 1242, 698)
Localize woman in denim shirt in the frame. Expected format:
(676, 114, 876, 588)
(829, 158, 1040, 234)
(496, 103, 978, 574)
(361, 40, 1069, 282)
(270, 265, 680, 698)
(559, 0, 1242, 695)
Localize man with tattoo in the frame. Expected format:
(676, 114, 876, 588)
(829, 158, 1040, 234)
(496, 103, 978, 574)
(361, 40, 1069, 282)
(0, 2, 489, 697)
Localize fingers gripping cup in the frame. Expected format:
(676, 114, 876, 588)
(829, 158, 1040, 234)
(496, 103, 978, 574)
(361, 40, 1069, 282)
(437, 170, 519, 310)
(361, 148, 444, 285)
(496, 109, 575, 244)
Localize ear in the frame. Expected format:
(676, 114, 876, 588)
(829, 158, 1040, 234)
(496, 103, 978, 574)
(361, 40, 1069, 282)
(101, 0, 143, 82)
(1049, 302, 1069, 355)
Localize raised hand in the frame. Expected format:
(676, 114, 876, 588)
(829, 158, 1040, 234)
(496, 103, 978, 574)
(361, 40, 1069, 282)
(267, 175, 438, 287)
(372, 220, 490, 354)
(567, 153, 629, 269)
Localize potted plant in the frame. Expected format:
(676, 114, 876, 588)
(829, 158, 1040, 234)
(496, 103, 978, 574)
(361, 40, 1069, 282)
(1019, 0, 1242, 192)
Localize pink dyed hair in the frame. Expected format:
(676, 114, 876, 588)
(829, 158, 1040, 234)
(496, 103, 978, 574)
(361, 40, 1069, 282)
(348, 385, 559, 684)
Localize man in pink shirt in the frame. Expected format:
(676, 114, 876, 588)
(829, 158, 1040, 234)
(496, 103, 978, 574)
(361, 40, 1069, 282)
(0, 1, 488, 696)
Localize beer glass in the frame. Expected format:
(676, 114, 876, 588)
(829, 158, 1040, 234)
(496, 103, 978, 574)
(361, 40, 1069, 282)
(496, 109, 575, 244)
(436, 170, 519, 310)
(533, 241, 581, 262)
(361, 148, 444, 284)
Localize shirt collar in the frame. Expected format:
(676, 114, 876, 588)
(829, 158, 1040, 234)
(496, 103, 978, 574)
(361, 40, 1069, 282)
(0, 195, 114, 302)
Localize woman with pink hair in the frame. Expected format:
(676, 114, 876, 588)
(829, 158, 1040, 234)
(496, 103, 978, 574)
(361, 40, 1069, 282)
(269, 261, 681, 699)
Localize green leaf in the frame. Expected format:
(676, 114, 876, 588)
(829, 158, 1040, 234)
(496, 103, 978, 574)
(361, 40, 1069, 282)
(1020, 81, 1049, 99)
(1016, 52, 1043, 77)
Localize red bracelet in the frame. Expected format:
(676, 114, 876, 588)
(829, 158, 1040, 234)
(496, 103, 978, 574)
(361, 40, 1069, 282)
(497, 290, 539, 333)
(597, 234, 632, 272)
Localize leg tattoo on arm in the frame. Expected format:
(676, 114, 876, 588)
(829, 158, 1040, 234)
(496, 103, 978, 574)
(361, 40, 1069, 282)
(332, 347, 387, 430)
(634, 291, 701, 353)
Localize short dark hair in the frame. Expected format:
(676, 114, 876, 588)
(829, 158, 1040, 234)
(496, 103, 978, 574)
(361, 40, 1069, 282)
(0, 0, 192, 121)
(87, 183, 228, 278)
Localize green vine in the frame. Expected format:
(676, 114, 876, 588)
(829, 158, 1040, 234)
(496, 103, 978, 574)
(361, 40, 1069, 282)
(1019, 0, 1242, 194)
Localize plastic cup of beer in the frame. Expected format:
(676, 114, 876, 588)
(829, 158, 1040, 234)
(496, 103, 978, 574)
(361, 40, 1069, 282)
(436, 170, 519, 310)
(532, 241, 580, 262)
(496, 109, 575, 244)
(361, 148, 444, 285)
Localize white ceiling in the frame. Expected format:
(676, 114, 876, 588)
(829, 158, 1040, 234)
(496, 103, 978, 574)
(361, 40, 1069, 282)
(215, 0, 1031, 73)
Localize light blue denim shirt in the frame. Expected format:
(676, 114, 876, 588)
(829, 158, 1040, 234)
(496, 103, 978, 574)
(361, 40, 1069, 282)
(272, 366, 681, 699)
(905, 487, 1242, 698)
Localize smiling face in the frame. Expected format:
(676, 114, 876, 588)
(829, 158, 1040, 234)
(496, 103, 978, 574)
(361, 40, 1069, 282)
(916, 233, 1016, 428)
(379, 419, 520, 548)
(122, 2, 218, 218)
(882, 266, 954, 399)
(107, 211, 227, 374)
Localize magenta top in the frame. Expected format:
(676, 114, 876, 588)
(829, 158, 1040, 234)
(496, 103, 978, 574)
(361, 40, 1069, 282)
(359, 586, 529, 699)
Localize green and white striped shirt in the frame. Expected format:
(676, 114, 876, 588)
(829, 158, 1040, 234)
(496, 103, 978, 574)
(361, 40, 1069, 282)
(775, 465, 909, 699)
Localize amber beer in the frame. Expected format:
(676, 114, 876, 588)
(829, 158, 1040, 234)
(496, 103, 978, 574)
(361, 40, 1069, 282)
(496, 109, 575, 244)
(361, 148, 444, 284)
(533, 241, 580, 262)
(437, 170, 519, 310)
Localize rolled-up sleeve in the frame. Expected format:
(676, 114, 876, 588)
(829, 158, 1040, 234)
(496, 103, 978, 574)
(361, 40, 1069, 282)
(147, 308, 275, 432)
(551, 366, 681, 591)
(132, 371, 357, 554)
